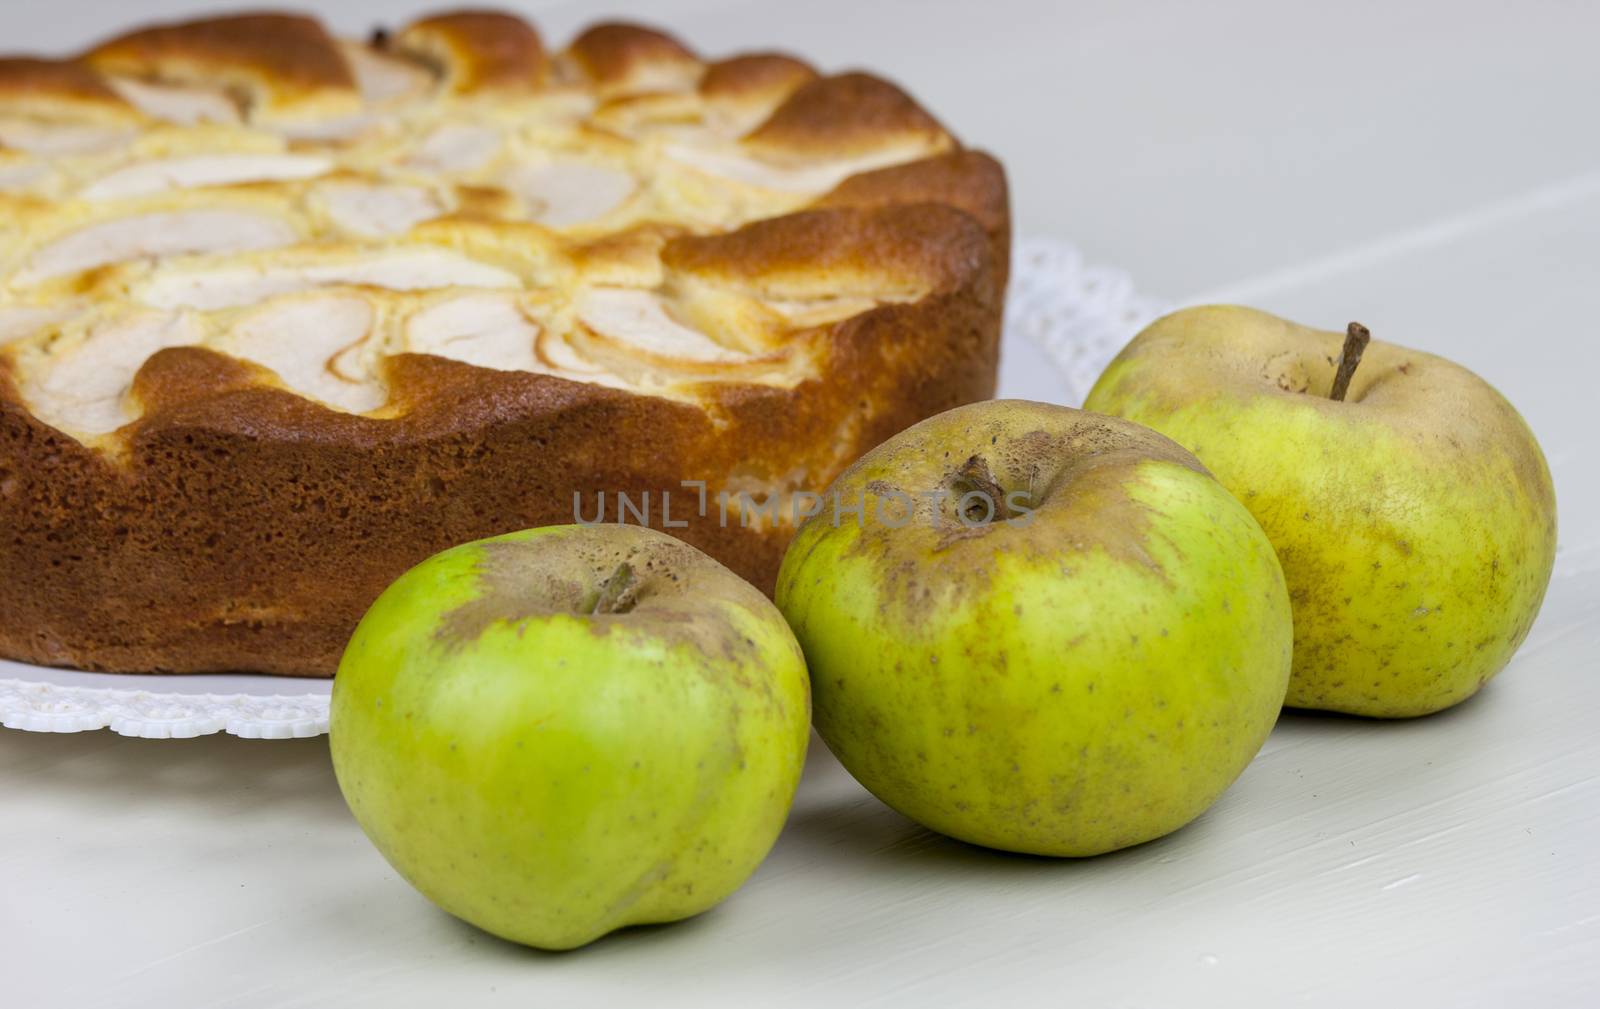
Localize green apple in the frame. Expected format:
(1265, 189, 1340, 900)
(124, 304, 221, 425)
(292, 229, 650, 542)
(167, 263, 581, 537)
(774, 400, 1292, 857)
(1085, 305, 1557, 717)
(330, 524, 810, 950)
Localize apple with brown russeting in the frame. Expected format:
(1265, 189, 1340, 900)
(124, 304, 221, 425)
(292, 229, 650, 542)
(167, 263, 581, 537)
(1086, 306, 1557, 717)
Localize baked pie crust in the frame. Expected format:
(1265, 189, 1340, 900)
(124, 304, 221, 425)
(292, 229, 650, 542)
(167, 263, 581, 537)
(0, 11, 1007, 675)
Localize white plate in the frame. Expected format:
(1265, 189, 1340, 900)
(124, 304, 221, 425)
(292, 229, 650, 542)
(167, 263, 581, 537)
(0, 237, 1161, 739)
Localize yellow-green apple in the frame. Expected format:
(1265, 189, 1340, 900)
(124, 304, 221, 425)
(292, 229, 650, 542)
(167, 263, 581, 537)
(1085, 305, 1557, 717)
(774, 400, 1292, 857)
(330, 524, 810, 950)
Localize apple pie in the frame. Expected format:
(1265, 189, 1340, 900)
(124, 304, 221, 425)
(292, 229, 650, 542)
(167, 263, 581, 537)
(0, 10, 1008, 675)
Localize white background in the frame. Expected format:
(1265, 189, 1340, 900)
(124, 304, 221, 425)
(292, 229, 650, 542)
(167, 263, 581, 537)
(3, 1, 1597, 1006)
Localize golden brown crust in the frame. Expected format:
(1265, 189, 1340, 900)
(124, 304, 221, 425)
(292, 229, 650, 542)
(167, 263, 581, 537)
(563, 22, 700, 97)
(699, 52, 816, 105)
(0, 8, 1009, 677)
(396, 10, 546, 94)
(84, 13, 356, 119)
(743, 72, 950, 160)
(664, 204, 989, 301)
(0, 57, 137, 122)
(818, 150, 1011, 287)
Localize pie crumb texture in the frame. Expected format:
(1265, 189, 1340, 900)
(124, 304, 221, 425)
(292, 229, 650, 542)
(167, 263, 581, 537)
(0, 8, 1007, 676)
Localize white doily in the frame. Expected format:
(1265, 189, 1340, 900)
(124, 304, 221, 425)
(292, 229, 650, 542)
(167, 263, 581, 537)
(0, 236, 1158, 740)
(0, 665, 329, 739)
(1006, 236, 1170, 404)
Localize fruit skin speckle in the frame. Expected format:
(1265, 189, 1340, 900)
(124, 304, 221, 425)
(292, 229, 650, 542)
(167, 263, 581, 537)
(331, 524, 810, 951)
(775, 400, 1293, 857)
(1086, 305, 1558, 718)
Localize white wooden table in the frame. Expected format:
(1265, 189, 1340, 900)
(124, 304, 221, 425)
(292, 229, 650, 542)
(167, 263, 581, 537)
(3, 1, 1596, 1005)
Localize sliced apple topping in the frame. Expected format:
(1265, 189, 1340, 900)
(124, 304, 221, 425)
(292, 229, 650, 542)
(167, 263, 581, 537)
(0, 304, 79, 347)
(13, 210, 299, 287)
(403, 293, 541, 373)
(764, 296, 883, 328)
(214, 293, 386, 413)
(0, 161, 51, 192)
(501, 162, 635, 227)
(103, 77, 241, 126)
(404, 294, 641, 390)
(406, 123, 502, 174)
(317, 181, 444, 238)
(343, 43, 435, 106)
(569, 286, 813, 389)
(663, 141, 915, 194)
(273, 115, 383, 143)
(0, 117, 134, 156)
(20, 308, 204, 435)
(80, 154, 334, 200)
(532, 327, 630, 389)
(576, 287, 746, 365)
(136, 248, 520, 311)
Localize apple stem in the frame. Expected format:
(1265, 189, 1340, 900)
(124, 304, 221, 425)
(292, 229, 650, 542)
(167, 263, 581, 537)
(950, 455, 1009, 523)
(591, 562, 639, 615)
(1329, 322, 1371, 402)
